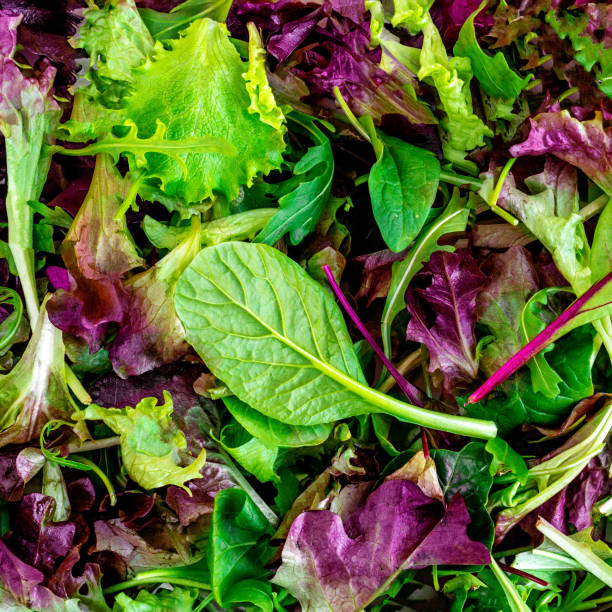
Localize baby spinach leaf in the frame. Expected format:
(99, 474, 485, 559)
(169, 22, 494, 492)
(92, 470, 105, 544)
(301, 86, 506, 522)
(256, 119, 333, 246)
(175, 242, 497, 438)
(223, 397, 332, 448)
(454, 1, 531, 102)
(368, 132, 440, 253)
(208, 488, 274, 607)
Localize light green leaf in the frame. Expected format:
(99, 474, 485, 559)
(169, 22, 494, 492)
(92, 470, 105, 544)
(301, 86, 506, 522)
(175, 242, 497, 438)
(368, 132, 440, 252)
(73, 392, 206, 491)
(454, 1, 531, 101)
(485, 437, 528, 485)
(223, 396, 332, 448)
(391, 0, 434, 31)
(591, 198, 612, 284)
(382, 194, 469, 357)
(122, 18, 286, 209)
(243, 22, 285, 131)
(112, 587, 198, 612)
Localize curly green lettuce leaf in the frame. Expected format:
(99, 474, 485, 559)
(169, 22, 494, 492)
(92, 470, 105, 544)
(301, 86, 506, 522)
(73, 0, 155, 109)
(243, 22, 285, 131)
(73, 391, 206, 491)
(121, 17, 286, 210)
(113, 587, 198, 611)
(391, 0, 434, 32)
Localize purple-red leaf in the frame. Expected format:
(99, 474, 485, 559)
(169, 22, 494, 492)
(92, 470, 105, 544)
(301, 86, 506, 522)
(405, 250, 485, 393)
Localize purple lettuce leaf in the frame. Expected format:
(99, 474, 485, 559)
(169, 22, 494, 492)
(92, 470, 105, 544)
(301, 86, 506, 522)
(273, 479, 490, 610)
(48, 154, 144, 352)
(510, 110, 612, 195)
(99, 491, 157, 531)
(353, 248, 408, 306)
(0, 448, 45, 502)
(229, 0, 435, 124)
(6, 493, 75, 576)
(405, 250, 485, 393)
(108, 219, 200, 377)
(476, 246, 539, 376)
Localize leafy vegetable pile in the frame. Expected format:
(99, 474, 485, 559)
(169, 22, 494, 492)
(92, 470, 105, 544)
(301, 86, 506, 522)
(0, 0, 610, 609)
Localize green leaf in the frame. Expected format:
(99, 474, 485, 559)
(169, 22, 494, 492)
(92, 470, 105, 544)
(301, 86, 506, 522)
(175, 242, 498, 438)
(139, 0, 233, 41)
(112, 587, 199, 612)
(466, 327, 595, 434)
(368, 132, 441, 252)
(121, 18, 286, 209)
(520, 288, 569, 398)
(391, 0, 434, 32)
(485, 437, 528, 485)
(381, 194, 469, 357)
(591, 198, 612, 284)
(223, 396, 332, 448)
(219, 421, 279, 483)
(256, 121, 333, 246)
(72, 391, 206, 491)
(243, 23, 285, 131)
(208, 488, 274, 606)
(74, 0, 155, 108)
(453, 1, 531, 101)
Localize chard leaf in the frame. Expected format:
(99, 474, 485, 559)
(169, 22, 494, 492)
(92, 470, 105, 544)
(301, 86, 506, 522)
(121, 17, 286, 209)
(368, 132, 440, 253)
(208, 488, 274, 607)
(454, 1, 531, 102)
(175, 242, 497, 438)
(256, 119, 333, 246)
(72, 392, 207, 491)
(382, 194, 469, 358)
(466, 327, 595, 434)
(223, 397, 332, 448)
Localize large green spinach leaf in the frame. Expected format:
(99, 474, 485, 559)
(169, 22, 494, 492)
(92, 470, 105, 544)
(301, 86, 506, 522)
(175, 242, 496, 438)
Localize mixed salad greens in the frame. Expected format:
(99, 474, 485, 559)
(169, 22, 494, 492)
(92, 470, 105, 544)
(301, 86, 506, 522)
(0, 0, 610, 609)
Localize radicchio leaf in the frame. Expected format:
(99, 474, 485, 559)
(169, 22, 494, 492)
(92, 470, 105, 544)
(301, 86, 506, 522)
(273, 479, 490, 610)
(405, 250, 485, 393)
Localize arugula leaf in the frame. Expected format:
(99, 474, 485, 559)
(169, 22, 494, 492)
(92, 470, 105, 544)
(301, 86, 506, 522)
(72, 392, 207, 491)
(454, 1, 531, 102)
(208, 488, 274, 607)
(368, 132, 441, 252)
(121, 17, 286, 210)
(175, 242, 497, 438)
(223, 397, 332, 448)
(256, 118, 333, 246)
(382, 193, 469, 358)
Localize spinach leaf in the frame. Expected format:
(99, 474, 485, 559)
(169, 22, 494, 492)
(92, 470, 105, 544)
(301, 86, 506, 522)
(368, 132, 440, 252)
(223, 397, 332, 448)
(175, 242, 497, 438)
(454, 1, 531, 102)
(208, 488, 274, 607)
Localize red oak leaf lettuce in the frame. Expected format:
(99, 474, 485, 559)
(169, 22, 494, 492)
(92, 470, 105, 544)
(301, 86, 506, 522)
(405, 250, 485, 393)
(108, 218, 201, 377)
(273, 479, 490, 610)
(510, 110, 612, 195)
(48, 153, 144, 352)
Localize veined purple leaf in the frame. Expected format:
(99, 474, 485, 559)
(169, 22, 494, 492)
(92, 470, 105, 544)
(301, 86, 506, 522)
(469, 271, 612, 404)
